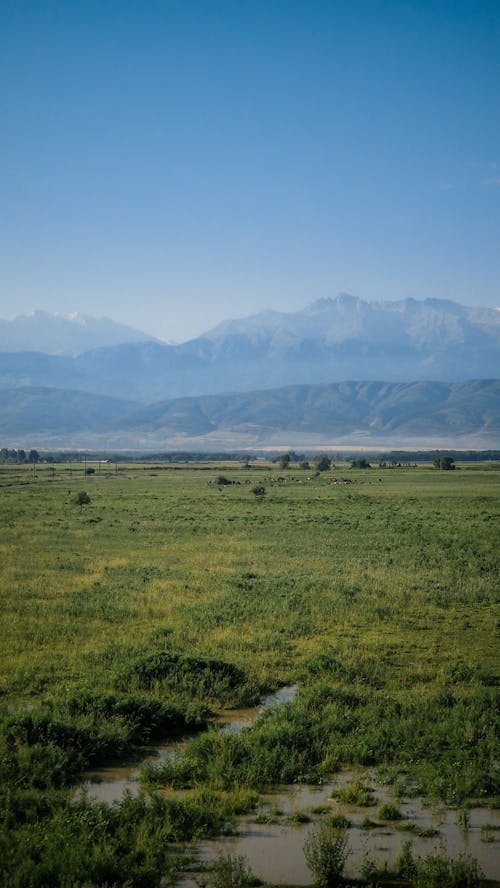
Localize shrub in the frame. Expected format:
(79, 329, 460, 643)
(412, 851, 483, 887)
(287, 810, 311, 824)
(377, 801, 402, 821)
(303, 822, 349, 887)
(329, 812, 350, 828)
(204, 854, 260, 888)
(118, 651, 246, 702)
(333, 780, 376, 807)
(396, 839, 416, 880)
(72, 490, 91, 509)
(251, 485, 266, 497)
(215, 475, 232, 486)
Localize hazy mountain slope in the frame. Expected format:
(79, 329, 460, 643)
(0, 297, 499, 401)
(0, 311, 158, 356)
(115, 380, 500, 440)
(0, 351, 84, 390)
(0, 388, 139, 435)
(3, 380, 498, 448)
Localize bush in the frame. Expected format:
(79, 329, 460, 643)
(215, 475, 232, 486)
(396, 840, 416, 880)
(329, 812, 350, 828)
(377, 801, 402, 821)
(303, 822, 349, 887)
(119, 650, 246, 703)
(333, 780, 376, 807)
(72, 490, 91, 509)
(203, 854, 260, 888)
(396, 841, 483, 887)
(251, 485, 266, 497)
(412, 851, 483, 887)
(0, 691, 210, 790)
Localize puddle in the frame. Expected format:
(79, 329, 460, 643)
(218, 685, 298, 734)
(180, 774, 500, 884)
(77, 738, 185, 804)
(77, 695, 499, 882)
(78, 685, 297, 803)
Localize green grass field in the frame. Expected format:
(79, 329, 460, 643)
(0, 460, 498, 886)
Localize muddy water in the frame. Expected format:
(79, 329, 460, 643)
(218, 684, 297, 733)
(185, 775, 500, 884)
(78, 685, 298, 804)
(77, 691, 499, 882)
(77, 738, 185, 804)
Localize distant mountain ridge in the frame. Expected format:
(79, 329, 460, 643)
(0, 296, 499, 401)
(2, 379, 499, 450)
(0, 310, 158, 356)
(205, 294, 499, 350)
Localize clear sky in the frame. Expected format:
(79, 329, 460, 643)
(1, 0, 499, 342)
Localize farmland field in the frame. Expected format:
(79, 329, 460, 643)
(0, 459, 499, 886)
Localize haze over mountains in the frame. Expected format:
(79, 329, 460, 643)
(1, 296, 499, 449)
(3, 380, 497, 451)
(0, 310, 159, 356)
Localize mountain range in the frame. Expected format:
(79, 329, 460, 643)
(1, 380, 498, 450)
(1, 296, 499, 449)
(0, 310, 158, 356)
(1, 296, 499, 404)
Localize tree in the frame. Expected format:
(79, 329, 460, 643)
(72, 491, 91, 510)
(279, 454, 291, 470)
(314, 455, 331, 472)
(29, 449, 40, 463)
(433, 456, 455, 470)
(299, 460, 311, 470)
(351, 458, 371, 469)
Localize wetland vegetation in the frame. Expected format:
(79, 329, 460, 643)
(0, 458, 498, 886)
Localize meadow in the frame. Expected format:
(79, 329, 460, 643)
(0, 458, 498, 886)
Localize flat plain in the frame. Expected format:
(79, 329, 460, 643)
(0, 459, 498, 886)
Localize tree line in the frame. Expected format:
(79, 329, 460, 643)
(0, 448, 40, 464)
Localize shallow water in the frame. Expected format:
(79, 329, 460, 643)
(77, 693, 499, 882)
(181, 775, 500, 884)
(77, 685, 298, 803)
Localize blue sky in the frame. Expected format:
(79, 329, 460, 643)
(1, 0, 499, 341)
